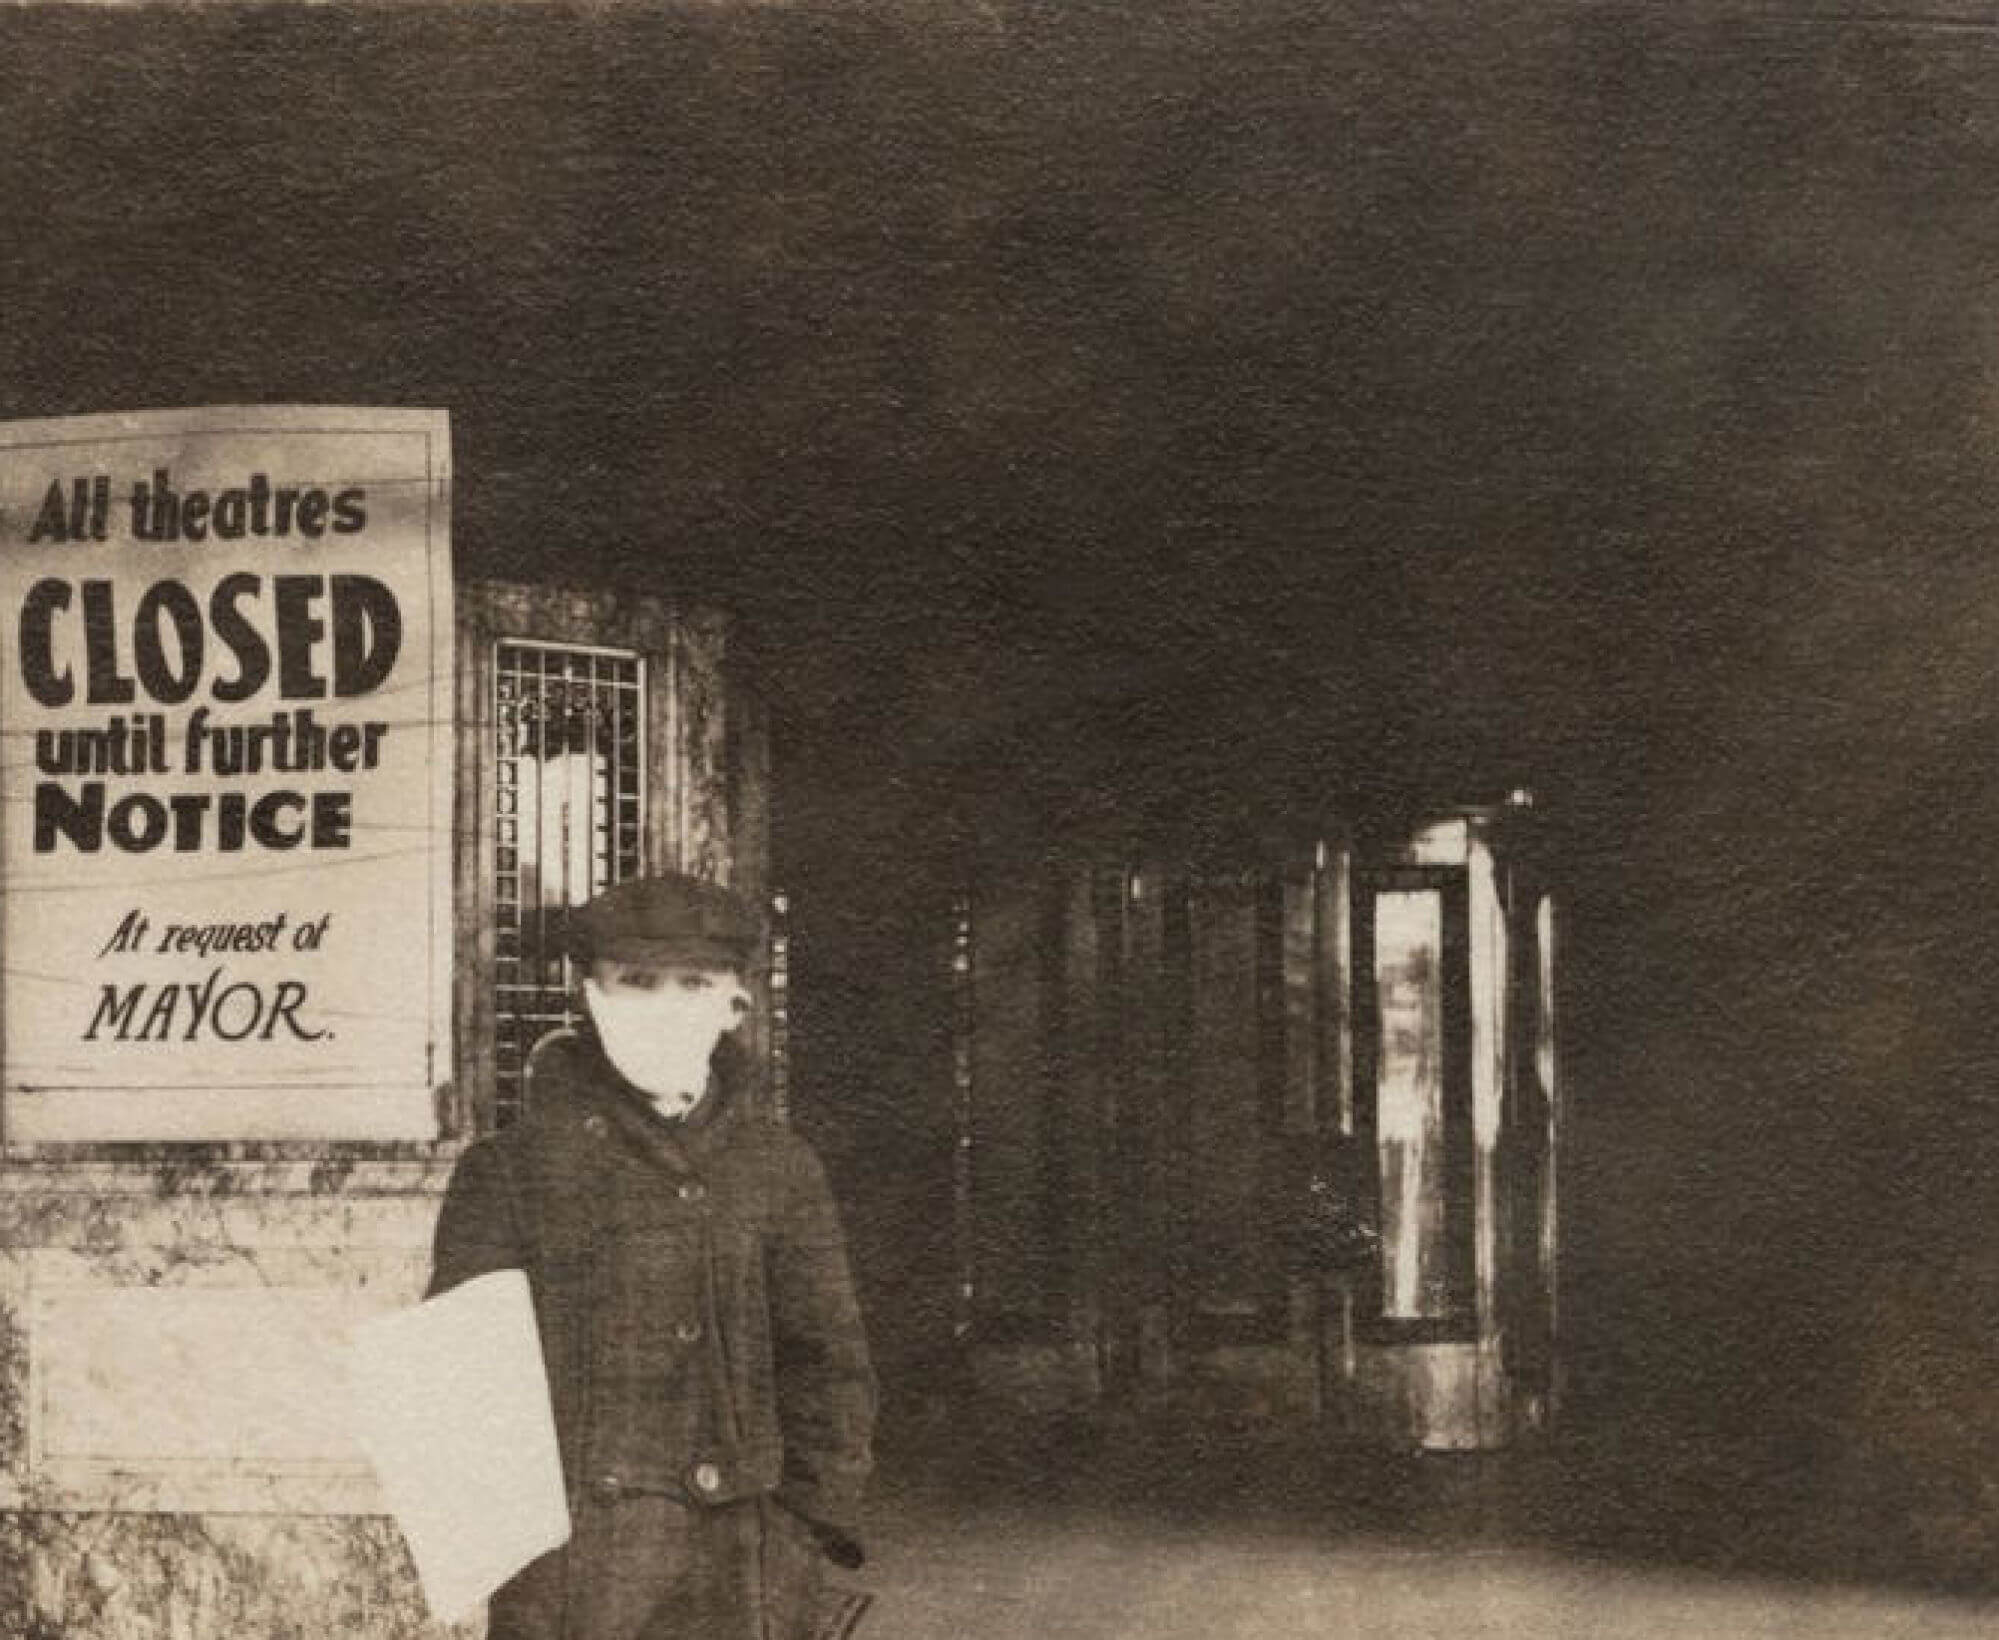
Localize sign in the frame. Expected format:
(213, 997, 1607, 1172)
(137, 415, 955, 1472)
(0, 407, 453, 1141)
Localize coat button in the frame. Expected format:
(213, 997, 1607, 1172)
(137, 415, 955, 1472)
(677, 1180, 706, 1203)
(691, 1462, 722, 1495)
(675, 1320, 703, 1344)
(591, 1473, 624, 1506)
(583, 1116, 607, 1139)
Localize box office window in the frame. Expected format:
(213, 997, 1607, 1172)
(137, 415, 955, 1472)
(454, 582, 773, 1138)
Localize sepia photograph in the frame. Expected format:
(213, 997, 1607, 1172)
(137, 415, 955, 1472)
(2, 2, 1998, 1636)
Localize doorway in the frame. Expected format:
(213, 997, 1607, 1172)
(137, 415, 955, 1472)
(945, 815, 1558, 1449)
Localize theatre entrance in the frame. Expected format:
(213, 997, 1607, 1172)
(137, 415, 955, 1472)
(944, 808, 1559, 1450)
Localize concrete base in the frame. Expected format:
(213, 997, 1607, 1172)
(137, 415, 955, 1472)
(0, 1145, 473, 1640)
(0, 1512, 480, 1640)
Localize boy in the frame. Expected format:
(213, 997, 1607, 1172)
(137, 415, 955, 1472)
(428, 873, 876, 1640)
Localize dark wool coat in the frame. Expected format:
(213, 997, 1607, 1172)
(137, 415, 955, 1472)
(427, 1029, 877, 1640)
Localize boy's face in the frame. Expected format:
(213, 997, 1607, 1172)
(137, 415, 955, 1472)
(582, 959, 750, 1112)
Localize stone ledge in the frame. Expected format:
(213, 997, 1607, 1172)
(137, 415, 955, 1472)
(0, 1143, 466, 1200)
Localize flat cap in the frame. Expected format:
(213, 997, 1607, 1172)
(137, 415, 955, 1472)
(567, 873, 758, 969)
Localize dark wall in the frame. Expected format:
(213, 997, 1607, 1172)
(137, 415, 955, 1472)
(9, 0, 1999, 1574)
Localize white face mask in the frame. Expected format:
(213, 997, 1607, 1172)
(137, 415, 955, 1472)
(582, 970, 748, 1115)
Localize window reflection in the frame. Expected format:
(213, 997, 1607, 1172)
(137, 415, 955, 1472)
(1374, 889, 1448, 1319)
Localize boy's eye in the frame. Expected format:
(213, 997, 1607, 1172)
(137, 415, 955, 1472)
(676, 975, 712, 993)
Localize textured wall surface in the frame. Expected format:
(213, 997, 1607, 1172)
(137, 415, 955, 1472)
(0, 1149, 474, 1639)
(0, 1512, 480, 1640)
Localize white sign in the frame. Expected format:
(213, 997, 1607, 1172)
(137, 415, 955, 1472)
(0, 407, 453, 1141)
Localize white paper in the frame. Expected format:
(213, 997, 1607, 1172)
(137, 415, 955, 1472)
(346, 1269, 571, 1621)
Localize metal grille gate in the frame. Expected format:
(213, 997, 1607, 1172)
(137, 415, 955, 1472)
(492, 640, 646, 1127)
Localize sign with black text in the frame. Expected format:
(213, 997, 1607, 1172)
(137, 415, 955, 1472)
(0, 408, 453, 1141)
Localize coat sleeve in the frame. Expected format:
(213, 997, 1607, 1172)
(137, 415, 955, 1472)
(426, 1136, 525, 1299)
(768, 1135, 877, 1566)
